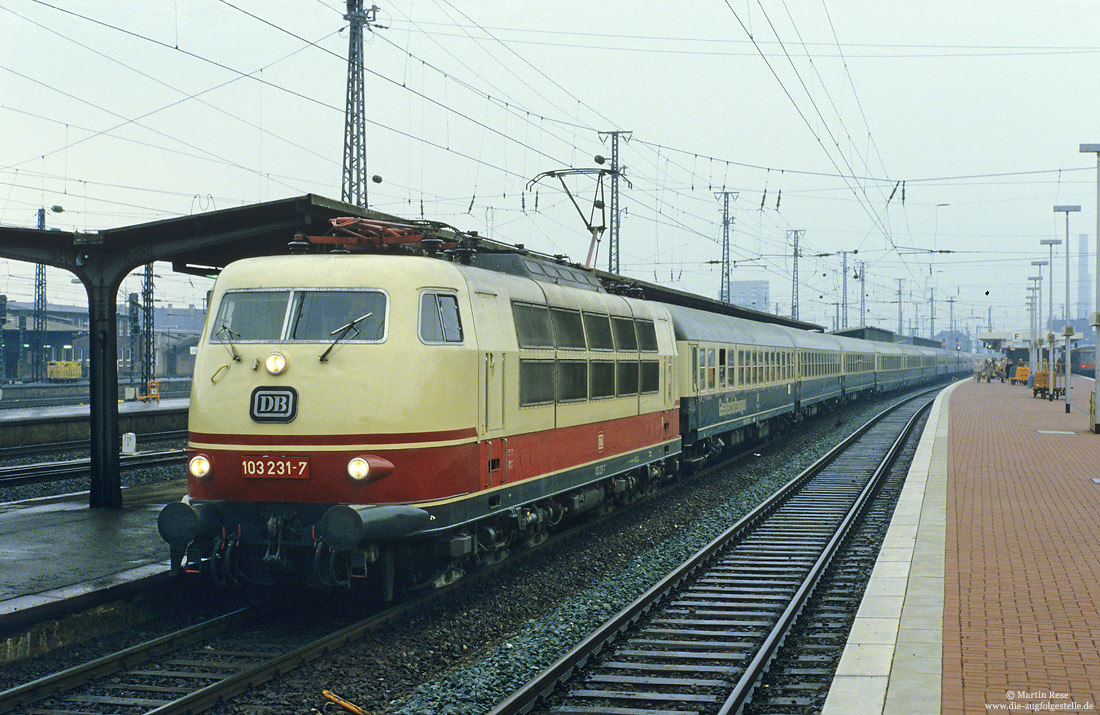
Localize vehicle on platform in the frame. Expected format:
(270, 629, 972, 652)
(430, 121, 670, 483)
(46, 360, 82, 381)
(1072, 344, 1095, 378)
(158, 218, 972, 597)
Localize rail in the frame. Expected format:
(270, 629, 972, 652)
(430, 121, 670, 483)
(0, 449, 187, 487)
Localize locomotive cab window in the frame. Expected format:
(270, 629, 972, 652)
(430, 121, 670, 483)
(419, 292, 463, 344)
(289, 290, 387, 341)
(212, 289, 388, 343)
(211, 290, 287, 341)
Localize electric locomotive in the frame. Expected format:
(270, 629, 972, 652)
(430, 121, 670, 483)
(159, 220, 681, 596)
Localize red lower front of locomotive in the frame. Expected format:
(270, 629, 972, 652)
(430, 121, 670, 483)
(157, 437, 480, 587)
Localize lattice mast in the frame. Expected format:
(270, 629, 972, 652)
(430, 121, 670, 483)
(841, 250, 849, 330)
(789, 230, 803, 320)
(141, 264, 155, 392)
(599, 130, 631, 274)
(929, 287, 935, 339)
(716, 191, 738, 303)
(859, 261, 866, 326)
(32, 208, 47, 382)
(897, 279, 903, 335)
(342, 2, 379, 207)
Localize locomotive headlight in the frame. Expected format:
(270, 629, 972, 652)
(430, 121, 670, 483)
(347, 457, 371, 480)
(188, 454, 212, 479)
(264, 352, 288, 375)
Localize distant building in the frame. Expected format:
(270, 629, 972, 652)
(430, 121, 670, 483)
(0, 297, 206, 383)
(729, 280, 769, 311)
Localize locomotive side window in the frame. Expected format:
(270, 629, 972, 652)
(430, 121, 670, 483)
(519, 360, 555, 406)
(514, 303, 554, 349)
(290, 290, 387, 341)
(557, 360, 588, 401)
(583, 313, 614, 350)
(551, 308, 587, 349)
(212, 290, 288, 341)
(640, 361, 660, 393)
(591, 360, 616, 399)
(617, 361, 639, 396)
(636, 320, 659, 351)
(419, 292, 463, 344)
(611, 317, 638, 351)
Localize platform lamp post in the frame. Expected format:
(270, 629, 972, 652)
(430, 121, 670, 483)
(1079, 144, 1100, 431)
(1040, 239, 1061, 401)
(1028, 280, 1040, 376)
(1031, 260, 1048, 370)
(1054, 205, 1079, 413)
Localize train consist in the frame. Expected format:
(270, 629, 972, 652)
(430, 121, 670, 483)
(158, 219, 970, 596)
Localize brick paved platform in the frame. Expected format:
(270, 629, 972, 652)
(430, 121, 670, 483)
(825, 376, 1100, 715)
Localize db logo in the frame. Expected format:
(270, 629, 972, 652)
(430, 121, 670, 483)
(250, 387, 298, 423)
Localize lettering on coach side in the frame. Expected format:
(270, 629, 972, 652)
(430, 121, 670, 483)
(250, 387, 298, 423)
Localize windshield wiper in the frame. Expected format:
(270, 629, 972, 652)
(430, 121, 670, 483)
(320, 312, 372, 363)
(215, 323, 243, 363)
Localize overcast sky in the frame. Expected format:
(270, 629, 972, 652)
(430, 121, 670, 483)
(3, 0, 1100, 338)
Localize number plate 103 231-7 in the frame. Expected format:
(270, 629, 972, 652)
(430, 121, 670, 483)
(241, 456, 310, 479)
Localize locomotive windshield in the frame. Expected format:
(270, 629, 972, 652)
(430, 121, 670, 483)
(211, 289, 387, 342)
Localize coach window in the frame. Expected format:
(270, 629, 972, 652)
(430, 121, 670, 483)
(718, 348, 727, 388)
(636, 319, 659, 352)
(611, 316, 638, 351)
(519, 360, 555, 406)
(583, 312, 615, 350)
(557, 360, 588, 402)
(706, 349, 716, 390)
(419, 292, 463, 344)
(289, 290, 388, 342)
(550, 308, 586, 349)
(514, 303, 554, 349)
(738, 350, 745, 385)
(591, 360, 616, 399)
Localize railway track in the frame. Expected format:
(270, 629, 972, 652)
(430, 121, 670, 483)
(0, 593, 429, 715)
(0, 430, 189, 461)
(488, 389, 938, 715)
(0, 449, 187, 488)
